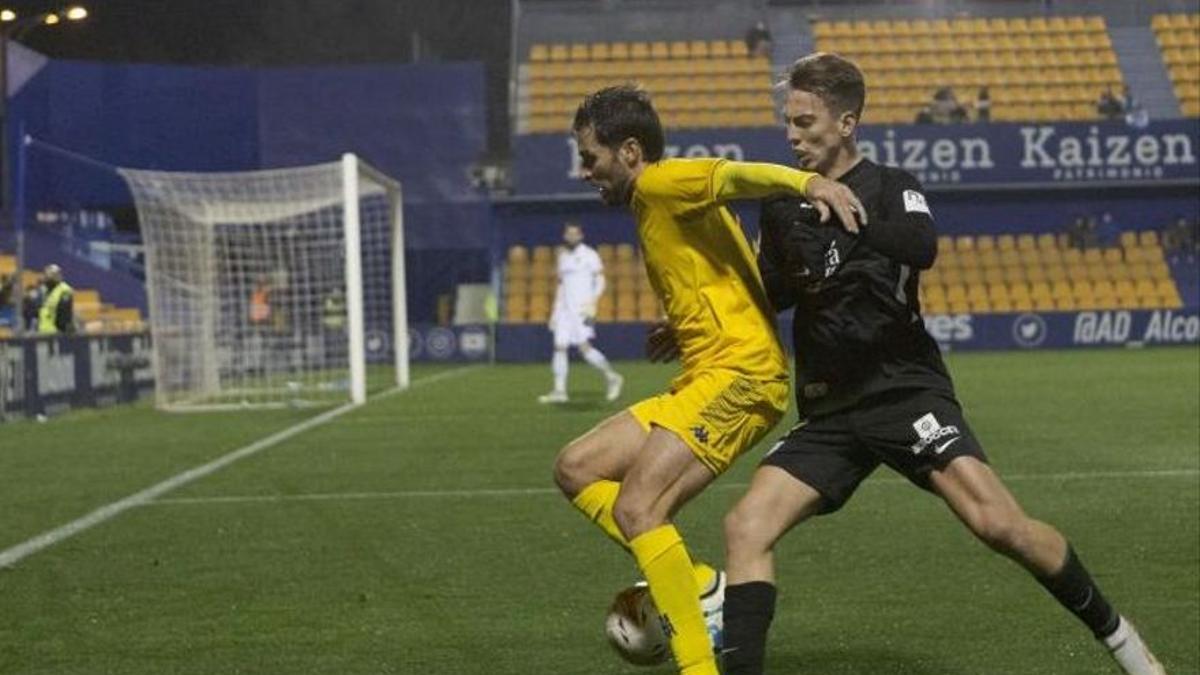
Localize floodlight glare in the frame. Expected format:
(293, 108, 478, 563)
(65, 6, 87, 21)
(43, 13, 60, 25)
(0, 9, 16, 22)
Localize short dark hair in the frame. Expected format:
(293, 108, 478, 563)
(573, 85, 665, 162)
(786, 52, 866, 118)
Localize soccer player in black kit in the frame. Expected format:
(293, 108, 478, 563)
(653, 54, 1167, 674)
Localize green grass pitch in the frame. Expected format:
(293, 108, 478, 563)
(0, 348, 1197, 674)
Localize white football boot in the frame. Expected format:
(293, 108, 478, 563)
(537, 390, 568, 404)
(700, 569, 726, 652)
(1105, 616, 1166, 675)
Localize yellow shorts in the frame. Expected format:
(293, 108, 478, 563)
(629, 369, 790, 475)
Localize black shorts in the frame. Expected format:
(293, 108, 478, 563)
(760, 388, 987, 514)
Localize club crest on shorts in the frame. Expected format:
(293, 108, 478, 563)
(910, 412, 961, 455)
(690, 425, 710, 445)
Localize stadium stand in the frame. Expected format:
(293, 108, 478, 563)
(919, 231, 1184, 315)
(502, 233, 1185, 323)
(813, 16, 1124, 124)
(0, 249, 145, 335)
(1151, 13, 1200, 117)
(518, 39, 775, 133)
(502, 243, 662, 324)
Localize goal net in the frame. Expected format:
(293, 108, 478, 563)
(119, 154, 408, 410)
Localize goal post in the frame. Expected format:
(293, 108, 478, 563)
(119, 154, 407, 411)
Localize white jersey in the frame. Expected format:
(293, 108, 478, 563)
(553, 244, 604, 317)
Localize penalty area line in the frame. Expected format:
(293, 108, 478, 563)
(149, 467, 1200, 506)
(0, 366, 482, 570)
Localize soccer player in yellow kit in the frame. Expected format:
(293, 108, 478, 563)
(552, 86, 865, 675)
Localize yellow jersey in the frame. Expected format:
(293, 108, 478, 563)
(631, 157, 814, 382)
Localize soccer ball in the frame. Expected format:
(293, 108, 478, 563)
(604, 583, 669, 666)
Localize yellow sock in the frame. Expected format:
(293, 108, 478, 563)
(572, 480, 629, 550)
(630, 525, 718, 675)
(572, 483, 720, 590)
(692, 562, 717, 595)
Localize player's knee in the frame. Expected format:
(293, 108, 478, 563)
(553, 443, 593, 498)
(612, 492, 660, 541)
(970, 507, 1029, 555)
(723, 504, 774, 556)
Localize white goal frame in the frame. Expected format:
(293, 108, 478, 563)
(121, 153, 408, 411)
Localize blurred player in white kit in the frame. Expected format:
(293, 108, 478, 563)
(538, 221, 624, 404)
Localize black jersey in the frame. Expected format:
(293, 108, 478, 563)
(758, 158, 953, 418)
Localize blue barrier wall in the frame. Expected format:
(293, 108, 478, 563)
(6, 56, 492, 322)
(492, 309, 1200, 363)
(514, 120, 1200, 195)
(0, 333, 155, 419)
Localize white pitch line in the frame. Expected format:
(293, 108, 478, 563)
(0, 366, 481, 569)
(149, 467, 1200, 506)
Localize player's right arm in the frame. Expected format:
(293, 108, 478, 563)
(712, 161, 866, 232)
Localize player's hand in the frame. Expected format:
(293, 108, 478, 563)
(645, 321, 681, 363)
(804, 175, 867, 234)
(581, 303, 597, 327)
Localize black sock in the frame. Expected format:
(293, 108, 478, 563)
(1036, 545, 1120, 639)
(722, 581, 777, 675)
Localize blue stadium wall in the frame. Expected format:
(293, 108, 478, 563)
(4, 53, 493, 321)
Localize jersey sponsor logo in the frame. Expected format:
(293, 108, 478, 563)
(823, 241, 841, 277)
(902, 189, 931, 215)
(910, 412, 961, 455)
(1012, 313, 1049, 348)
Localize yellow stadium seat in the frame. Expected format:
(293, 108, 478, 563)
(530, 44, 549, 62)
(549, 44, 569, 62)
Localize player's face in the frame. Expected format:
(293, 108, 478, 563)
(563, 226, 584, 248)
(574, 125, 633, 206)
(784, 89, 854, 176)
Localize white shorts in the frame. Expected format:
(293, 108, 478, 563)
(551, 312, 595, 349)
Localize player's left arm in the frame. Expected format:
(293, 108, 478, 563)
(857, 170, 937, 270)
(711, 161, 866, 232)
(585, 255, 604, 322)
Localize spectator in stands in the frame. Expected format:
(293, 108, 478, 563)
(1121, 86, 1149, 129)
(37, 264, 74, 335)
(1162, 215, 1198, 258)
(914, 104, 934, 124)
(1066, 215, 1099, 250)
(931, 87, 968, 124)
(745, 20, 773, 59)
(1097, 87, 1123, 121)
(974, 86, 991, 123)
